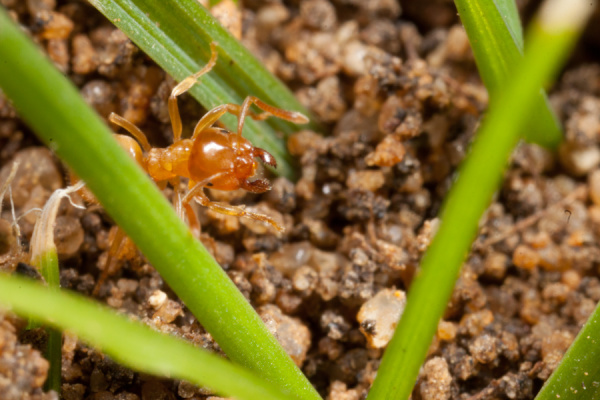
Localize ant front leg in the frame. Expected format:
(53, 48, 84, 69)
(182, 176, 284, 232)
(169, 43, 218, 142)
(108, 113, 152, 153)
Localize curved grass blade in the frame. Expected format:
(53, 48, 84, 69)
(366, 0, 593, 399)
(535, 302, 600, 399)
(29, 183, 85, 394)
(0, 274, 300, 400)
(454, 0, 562, 148)
(88, 0, 320, 180)
(0, 8, 321, 400)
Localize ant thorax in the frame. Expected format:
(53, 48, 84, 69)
(145, 140, 193, 182)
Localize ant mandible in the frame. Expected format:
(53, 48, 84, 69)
(92, 43, 307, 294)
(109, 42, 308, 231)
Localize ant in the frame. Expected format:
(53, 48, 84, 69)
(91, 42, 308, 294)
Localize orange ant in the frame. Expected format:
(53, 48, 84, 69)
(91, 43, 308, 294)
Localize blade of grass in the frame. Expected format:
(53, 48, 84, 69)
(535, 302, 600, 399)
(36, 250, 62, 394)
(0, 9, 321, 400)
(0, 274, 301, 400)
(88, 0, 320, 180)
(366, 0, 593, 399)
(454, 0, 562, 148)
(494, 0, 524, 51)
(29, 183, 85, 394)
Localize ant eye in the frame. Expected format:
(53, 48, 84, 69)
(206, 182, 214, 187)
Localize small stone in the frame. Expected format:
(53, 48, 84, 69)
(62, 383, 86, 400)
(559, 142, 600, 176)
(512, 245, 540, 270)
(148, 290, 167, 310)
(321, 310, 351, 340)
(542, 282, 570, 304)
(53, 215, 84, 259)
(346, 170, 386, 192)
(34, 10, 74, 40)
(561, 270, 581, 290)
(437, 320, 457, 341)
(300, 0, 337, 31)
(458, 310, 494, 337)
(0, 148, 63, 208)
(419, 357, 452, 400)
(357, 288, 406, 348)
(255, 3, 290, 33)
(292, 265, 318, 293)
(318, 337, 343, 360)
(483, 251, 508, 280)
(72, 34, 97, 75)
(328, 380, 360, 400)
(258, 304, 311, 367)
(469, 334, 498, 364)
(365, 135, 406, 167)
(269, 241, 313, 277)
(152, 299, 183, 324)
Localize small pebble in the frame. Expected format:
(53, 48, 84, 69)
(512, 244, 540, 270)
(148, 290, 167, 310)
(419, 357, 452, 400)
(357, 288, 406, 348)
(469, 334, 498, 364)
(258, 304, 311, 366)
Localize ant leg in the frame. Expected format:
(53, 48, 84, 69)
(169, 42, 218, 143)
(93, 227, 128, 296)
(191, 99, 308, 140)
(108, 113, 152, 152)
(191, 105, 231, 140)
(235, 96, 309, 137)
(182, 176, 284, 232)
(182, 202, 201, 238)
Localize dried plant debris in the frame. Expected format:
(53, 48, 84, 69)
(2, 0, 600, 399)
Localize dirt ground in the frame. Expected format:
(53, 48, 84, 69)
(1, 0, 600, 399)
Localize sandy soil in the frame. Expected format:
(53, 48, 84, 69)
(1, 0, 600, 399)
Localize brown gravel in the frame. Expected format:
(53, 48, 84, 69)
(1, 0, 600, 399)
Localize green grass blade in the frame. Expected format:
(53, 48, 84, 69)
(366, 0, 593, 399)
(88, 0, 320, 180)
(535, 302, 600, 399)
(0, 274, 301, 400)
(0, 8, 320, 400)
(494, 0, 524, 51)
(454, 0, 562, 148)
(35, 250, 62, 394)
(29, 184, 85, 394)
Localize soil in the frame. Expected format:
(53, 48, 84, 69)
(1, 0, 600, 399)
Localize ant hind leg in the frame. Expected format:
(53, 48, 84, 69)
(93, 227, 131, 296)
